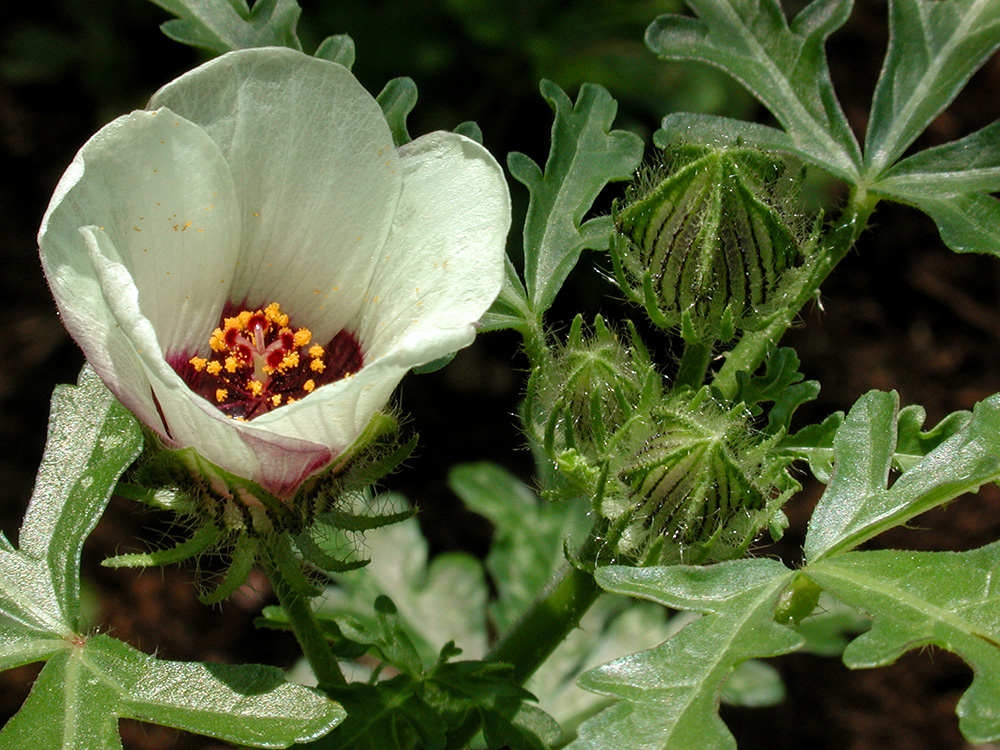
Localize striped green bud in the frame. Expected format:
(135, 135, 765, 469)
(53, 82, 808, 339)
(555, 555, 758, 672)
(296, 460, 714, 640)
(611, 145, 812, 342)
(602, 388, 793, 564)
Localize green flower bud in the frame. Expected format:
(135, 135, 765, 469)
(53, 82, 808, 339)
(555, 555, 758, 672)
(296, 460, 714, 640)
(611, 145, 812, 342)
(525, 315, 661, 492)
(602, 388, 793, 564)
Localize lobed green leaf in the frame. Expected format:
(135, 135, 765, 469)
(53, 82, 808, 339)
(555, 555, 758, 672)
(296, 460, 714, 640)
(511, 80, 643, 318)
(149, 0, 302, 53)
(0, 635, 343, 750)
(806, 542, 1000, 743)
(568, 559, 799, 750)
(646, 0, 861, 182)
(804, 391, 1000, 562)
(864, 0, 1000, 177)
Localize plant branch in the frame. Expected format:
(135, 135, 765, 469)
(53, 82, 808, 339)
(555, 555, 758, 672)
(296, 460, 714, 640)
(261, 548, 347, 690)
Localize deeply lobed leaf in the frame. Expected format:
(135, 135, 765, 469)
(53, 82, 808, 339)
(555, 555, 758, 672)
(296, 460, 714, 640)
(806, 542, 1000, 743)
(568, 560, 799, 750)
(647, 0, 861, 181)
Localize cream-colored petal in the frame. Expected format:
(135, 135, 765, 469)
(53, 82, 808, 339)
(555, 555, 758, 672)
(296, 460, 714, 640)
(39, 108, 241, 356)
(82, 225, 332, 498)
(148, 47, 403, 338)
(356, 131, 510, 363)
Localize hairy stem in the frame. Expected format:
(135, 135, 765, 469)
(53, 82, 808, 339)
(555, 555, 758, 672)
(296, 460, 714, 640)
(262, 552, 347, 689)
(443, 527, 606, 749)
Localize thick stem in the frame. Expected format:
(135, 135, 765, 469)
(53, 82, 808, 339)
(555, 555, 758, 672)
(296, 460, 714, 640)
(262, 553, 347, 689)
(443, 529, 606, 750)
(675, 340, 713, 390)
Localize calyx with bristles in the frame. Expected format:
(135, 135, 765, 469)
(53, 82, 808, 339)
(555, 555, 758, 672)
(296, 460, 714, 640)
(524, 315, 662, 492)
(611, 144, 813, 342)
(600, 388, 794, 565)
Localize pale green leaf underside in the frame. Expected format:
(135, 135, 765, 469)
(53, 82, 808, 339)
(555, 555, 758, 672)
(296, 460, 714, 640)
(150, 0, 302, 54)
(806, 542, 1000, 743)
(805, 391, 1000, 563)
(0, 367, 142, 640)
(567, 560, 799, 750)
(513, 80, 643, 317)
(318, 495, 489, 663)
(0, 635, 344, 750)
(864, 0, 1000, 176)
(646, 0, 861, 181)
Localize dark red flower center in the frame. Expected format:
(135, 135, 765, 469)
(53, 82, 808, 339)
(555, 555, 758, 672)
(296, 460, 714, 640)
(174, 302, 362, 420)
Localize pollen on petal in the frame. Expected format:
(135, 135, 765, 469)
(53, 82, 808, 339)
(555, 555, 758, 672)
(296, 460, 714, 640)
(303, 379, 316, 393)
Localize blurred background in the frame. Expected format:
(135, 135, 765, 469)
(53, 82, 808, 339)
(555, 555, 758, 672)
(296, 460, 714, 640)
(1, 1, 999, 748)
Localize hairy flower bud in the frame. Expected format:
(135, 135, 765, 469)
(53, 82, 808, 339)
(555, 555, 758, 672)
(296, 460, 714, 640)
(525, 315, 661, 492)
(601, 388, 793, 564)
(611, 145, 812, 342)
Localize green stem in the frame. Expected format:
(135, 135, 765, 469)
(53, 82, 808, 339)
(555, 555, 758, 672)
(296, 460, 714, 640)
(443, 528, 606, 750)
(675, 340, 712, 390)
(713, 191, 878, 399)
(262, 552, 347, 689)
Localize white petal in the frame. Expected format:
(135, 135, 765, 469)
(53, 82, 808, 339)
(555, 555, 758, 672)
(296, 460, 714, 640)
(356, 131, 511, 364)
(39, 108, 241, 356)
(148, 47, 403, 338)
(81, 226, 333, 498)
(250, 132, 511, 452)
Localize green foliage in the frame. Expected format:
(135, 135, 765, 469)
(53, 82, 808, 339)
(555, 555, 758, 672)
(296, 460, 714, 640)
(568, 560, 800, 750)
(803, 390, 1000, 562)
(148, 0, 302, 53)
(0, 369, 342, 748)
(650, 0, 1000, 258)
(648, 0, 861, 181)
(483, 80, 644, 333)
(730, 346, 820, 434)
(569, 387, 1000, 748)
(805, 543, 1000, 744)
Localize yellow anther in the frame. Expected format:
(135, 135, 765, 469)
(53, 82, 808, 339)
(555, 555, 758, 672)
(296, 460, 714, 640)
(303, 379, 315, 393)
(248, 380, 263, 397)
(264, 302, 289, 327)
(209, 328, 227, 352)
(189, 356, 207, 372)
(308, 345, 324, 358)
(293, 328, 312, 348)
(225, 356, 239, 373)
(310, 359, 325, 373)
(278, 351, 299, 372)
(271, 394, 282, 407)
(206, 360, 222, 375)
(215, 388, 228, 403)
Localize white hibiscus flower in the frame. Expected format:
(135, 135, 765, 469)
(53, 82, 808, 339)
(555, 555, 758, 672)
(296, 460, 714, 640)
(39, 47, 511, 499)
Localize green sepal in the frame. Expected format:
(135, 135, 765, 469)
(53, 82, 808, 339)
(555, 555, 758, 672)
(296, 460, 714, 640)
(315, 34, 356, 69)
(377, 77, 418, 147)
(101, 522, 223, 569)
(198, 533, 259, 605)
